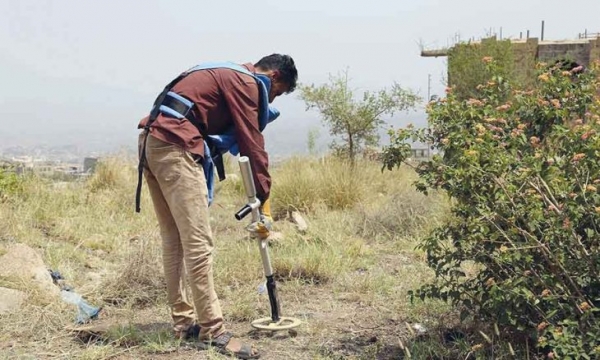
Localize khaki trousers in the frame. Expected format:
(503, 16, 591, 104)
(139, 132, 224, 340)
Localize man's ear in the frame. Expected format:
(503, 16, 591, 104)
(271, 69, 281, 81)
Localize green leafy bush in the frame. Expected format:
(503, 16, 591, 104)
(382, 58, 600, 358)
(447, 38, 518, 100)
(0, 169, 24, 201)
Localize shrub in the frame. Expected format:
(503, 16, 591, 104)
(0, 169, 24, 201)
(446, 38, 518, 101)
(269, 156, 375, 217)
(382, 58, 600, 358)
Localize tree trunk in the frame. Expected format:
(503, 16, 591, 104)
(348, 130, 355, 167)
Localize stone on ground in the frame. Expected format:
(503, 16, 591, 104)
(0, 243, 59, 297)
(0, 287, 26, 315)
(291, 211, 309, 233)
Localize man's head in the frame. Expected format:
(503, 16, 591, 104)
(254, 54, 298, 103)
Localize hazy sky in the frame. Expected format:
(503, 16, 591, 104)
(1, 0, 598, 157)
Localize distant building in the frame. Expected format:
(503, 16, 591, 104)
(8, 155, 84, 178)
(410, 147, 431, 159)
(421, 33, 600, 86)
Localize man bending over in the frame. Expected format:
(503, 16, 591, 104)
(136, 54, 298, 359)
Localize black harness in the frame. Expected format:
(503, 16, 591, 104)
(134, 72, 225, 213)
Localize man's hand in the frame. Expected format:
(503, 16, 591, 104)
(246, 198, 273, 239)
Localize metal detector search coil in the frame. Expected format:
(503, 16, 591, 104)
(234, 156, 302, 331)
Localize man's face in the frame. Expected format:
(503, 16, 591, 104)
(267, 70, 290, 103)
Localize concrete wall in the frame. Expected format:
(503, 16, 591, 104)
(538, 40, 593, 66)
(486, 36, 600, 67)
(441, 36, 600, 88)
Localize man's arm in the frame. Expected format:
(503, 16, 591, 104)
(222, 78, 271, 203)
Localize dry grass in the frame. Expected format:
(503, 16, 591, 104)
(101, 236, 166, 307)
(267, 156, 379, 218)
(356, 192, 447, 241)
(86, 155, 137, 194)
(0, 154, 468, 359)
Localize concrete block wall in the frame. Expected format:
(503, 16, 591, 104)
(538, 42, 590, 65)
(445, 36, 600, 88)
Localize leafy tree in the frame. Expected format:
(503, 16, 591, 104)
(299, 69, 420, 164)
(382, 57, 600, 358)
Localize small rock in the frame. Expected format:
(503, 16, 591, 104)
(0, 243, 59, 297)
(412, 323, 427, 334)
(291, 212, 308, 232)
(0, 287, 26, 314)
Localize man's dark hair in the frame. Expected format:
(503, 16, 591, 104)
(255, 54, 298, 93)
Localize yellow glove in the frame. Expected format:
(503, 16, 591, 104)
(260, 198, 273, 223)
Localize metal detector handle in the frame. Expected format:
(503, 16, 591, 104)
(235, 156, 281, 323)
(235, 205, 252, 220)
(235, 198, 261, 220)
(236, 156, 261, 223)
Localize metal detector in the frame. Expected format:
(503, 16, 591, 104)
(234, 156, 302, 332)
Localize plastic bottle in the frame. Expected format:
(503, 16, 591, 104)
(257, 282, 266, 294)
(60, 289, 83, 304)
(60, 289, 101, 324)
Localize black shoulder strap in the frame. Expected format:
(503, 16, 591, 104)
(147, 73, 188, 129)
(135, 71, 191, 213)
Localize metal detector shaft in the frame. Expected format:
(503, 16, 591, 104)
(235, 156, 281, 322)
